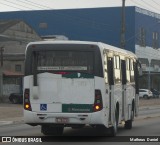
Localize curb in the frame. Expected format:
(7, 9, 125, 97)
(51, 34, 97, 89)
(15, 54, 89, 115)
(135, 114, 160, 121)
(0, 120, 24, 127)
(0, 121, 14, 126)
(139, 105, 160, 110)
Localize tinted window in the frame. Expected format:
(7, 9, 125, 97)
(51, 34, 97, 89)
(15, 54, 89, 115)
(25, 44, 103, 77)
(126, 58, 130, 83)
(130, 59, 135, 82)
(114, 56, 121, 83)
(35, 51, 94, 74)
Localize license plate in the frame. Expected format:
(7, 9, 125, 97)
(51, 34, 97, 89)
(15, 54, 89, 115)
(56, 117, 69, 123)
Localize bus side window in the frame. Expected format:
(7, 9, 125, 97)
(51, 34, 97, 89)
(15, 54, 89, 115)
(104, 53, 108, 83)
(130, 59, 135, 82)
(114, 56, 121, 83)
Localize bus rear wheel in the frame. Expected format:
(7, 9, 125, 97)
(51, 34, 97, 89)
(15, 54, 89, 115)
(125, 110, 133, 129)
(108, 110, 118, 137)
(41, 125, 64, 136)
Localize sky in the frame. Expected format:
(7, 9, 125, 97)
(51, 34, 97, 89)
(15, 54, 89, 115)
(0, 0, 160, 14)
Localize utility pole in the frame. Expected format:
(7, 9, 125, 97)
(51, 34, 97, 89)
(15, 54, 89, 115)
(148, 61, 151, 90)
(121, 0, 126, 49)
(0, 46, 4, 102)
(121, 0, 126, 120)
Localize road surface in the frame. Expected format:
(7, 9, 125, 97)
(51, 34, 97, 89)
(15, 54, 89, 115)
(0, 106, 160, 144)
(0, 117, 160, 142)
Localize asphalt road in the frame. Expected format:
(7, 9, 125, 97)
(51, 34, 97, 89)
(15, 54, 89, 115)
(1, 106, 160, 144)
(0, 117, 160, 144)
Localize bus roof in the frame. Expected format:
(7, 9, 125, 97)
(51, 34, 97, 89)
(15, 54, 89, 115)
(99, 42, 137, 58)
(26, 40, 137, 58)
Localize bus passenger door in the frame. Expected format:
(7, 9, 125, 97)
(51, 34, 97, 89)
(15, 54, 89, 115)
(134, 61, 139, 117)
(121, 60, 127, 120)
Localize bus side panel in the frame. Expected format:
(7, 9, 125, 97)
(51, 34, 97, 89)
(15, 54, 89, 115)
(23, 76, 31, 93)
(114, 84, 122, 122)
(90, 76, 109, 127)
(126, 83, 135, 120)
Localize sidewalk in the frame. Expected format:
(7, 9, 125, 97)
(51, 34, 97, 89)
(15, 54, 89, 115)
(0, 99, 160, 126)
(0, 103, 24, 126)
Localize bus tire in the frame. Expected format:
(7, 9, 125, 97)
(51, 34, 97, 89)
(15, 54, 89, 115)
(125, 110, 133, 129)
(41, 125, 64, 136)
(125, 120, 132, 129)
(108, 110, 118, 137)
(72, 124, 85, 129)
(96, 125, 108, 136)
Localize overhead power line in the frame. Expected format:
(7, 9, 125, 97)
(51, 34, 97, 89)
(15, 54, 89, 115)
(3, 0, 113, 28)
(1, 0, 160, 45)
(24, 0, 54, 9)
(141, 0, 160, 12)
(130, 0, 160, 13)
(4, 0, 34, 10)
(151, 0, 160, 7)
(130, 0, 153, 10)
(0, 1, 23, 11)
(0, 0, 116, 33)
(15, 0, 44, 10)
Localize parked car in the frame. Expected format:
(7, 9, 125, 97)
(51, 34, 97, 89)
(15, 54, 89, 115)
(151, 88, 160, 98)
(9, 93, 23, 104)
(139, 89, 153, 99)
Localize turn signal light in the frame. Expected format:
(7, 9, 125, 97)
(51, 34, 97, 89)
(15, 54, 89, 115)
(95, 105, 100, 110)
(24, 89, 32, 111)
(93, 90, 103, 112)
(25, 104, 30, 109)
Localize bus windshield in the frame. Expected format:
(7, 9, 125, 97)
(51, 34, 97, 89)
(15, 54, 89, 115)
(33, 51, 94, 74)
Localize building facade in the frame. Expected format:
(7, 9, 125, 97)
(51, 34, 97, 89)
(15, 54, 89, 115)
(0, 6, 160, 91)
(0, 20, 41, 97)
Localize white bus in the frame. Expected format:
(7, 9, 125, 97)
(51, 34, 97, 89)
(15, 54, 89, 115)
(24, 40, 141, 136)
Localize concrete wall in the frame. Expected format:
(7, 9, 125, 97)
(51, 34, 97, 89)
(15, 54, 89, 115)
(1, 41, 26, 54)
(3, 60, 24, 73)
(3, 84, 20, 96)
